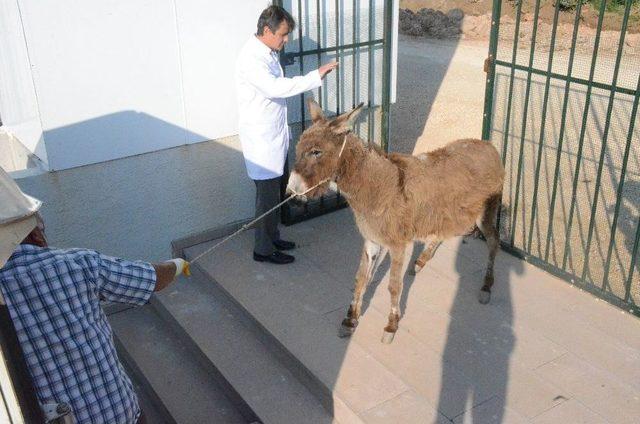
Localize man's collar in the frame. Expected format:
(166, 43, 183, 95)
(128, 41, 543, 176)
(14, 243, 41, 254)
(252, 35, 277, 56)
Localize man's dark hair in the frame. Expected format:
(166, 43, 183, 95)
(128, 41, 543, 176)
(256, 6, 295, 36)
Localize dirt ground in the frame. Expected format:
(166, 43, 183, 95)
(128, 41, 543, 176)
(401, 0, 640, 32)
(400, 0, 640, 56)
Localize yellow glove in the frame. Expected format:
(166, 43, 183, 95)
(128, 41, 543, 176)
(168, 258, 191, 277)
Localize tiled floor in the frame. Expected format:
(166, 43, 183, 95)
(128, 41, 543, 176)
(185, 209, 640, 423)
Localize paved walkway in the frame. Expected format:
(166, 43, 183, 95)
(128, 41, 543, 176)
(186, 208, 640, 423)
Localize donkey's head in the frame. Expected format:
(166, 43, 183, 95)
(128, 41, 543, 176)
(287, 99, 364, 200)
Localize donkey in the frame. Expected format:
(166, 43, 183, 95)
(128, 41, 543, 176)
(287, 100, 505, 343)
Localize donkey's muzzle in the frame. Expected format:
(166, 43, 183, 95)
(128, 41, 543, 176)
(286, 171, 309, 203)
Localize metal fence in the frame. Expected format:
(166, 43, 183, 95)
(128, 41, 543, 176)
(274, 0, 393, 224)
(483, 0, 640, 315)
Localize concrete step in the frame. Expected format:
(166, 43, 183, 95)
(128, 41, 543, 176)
(152, 265, 334, 424)
(181, 222, 403, 423)
(182, 208, 640, 423)
(109, 304, 254, 424)
(115, 335, 176, 424)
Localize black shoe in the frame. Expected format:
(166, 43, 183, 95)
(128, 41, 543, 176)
(273, 239, 296, 251)
(253, 251, 295, 264)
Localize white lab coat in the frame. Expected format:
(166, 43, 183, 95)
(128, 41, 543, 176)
(236, 36, 321, 180)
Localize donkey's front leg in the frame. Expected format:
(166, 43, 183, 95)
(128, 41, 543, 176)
(382, 245, 406, 344)
(411, 238, 442, 275)
(339, 240, 385, 338)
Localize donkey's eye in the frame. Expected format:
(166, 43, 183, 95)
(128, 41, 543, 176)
(308, 149, 323, 158)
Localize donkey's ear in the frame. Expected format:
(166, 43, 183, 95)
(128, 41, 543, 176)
(329, 102, 364, 134)
(307, 99, 325, 123)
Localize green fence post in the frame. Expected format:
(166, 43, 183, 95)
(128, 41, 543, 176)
(607, 72, 640, 299)
(580, 0, 633, 285)
(381, 0, 393, 152)
(543, 1, 584, 262)
(481, 0, 503, 142)
(509, 0, 542, 247)
(561, 0, 608, 270)
(526, 0, 562, 253)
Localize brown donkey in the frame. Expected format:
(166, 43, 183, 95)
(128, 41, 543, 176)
(287, 100, 505, 343)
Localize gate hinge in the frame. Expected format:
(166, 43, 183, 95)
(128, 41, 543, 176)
(483, 54, 494, 73)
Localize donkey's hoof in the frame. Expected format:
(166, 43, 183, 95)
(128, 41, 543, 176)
(381, 330, 396, 344)
(478, 288, 491, 304)
(339, 324, 355, 338)
(410, 264, 422, 275)
(339, 319, 358, 338)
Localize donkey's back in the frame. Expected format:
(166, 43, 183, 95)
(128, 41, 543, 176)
(395, 138, 504, 240)
(402, 138, 504, 199)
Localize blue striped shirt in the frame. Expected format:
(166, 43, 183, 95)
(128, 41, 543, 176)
(0, 244, 156, 424)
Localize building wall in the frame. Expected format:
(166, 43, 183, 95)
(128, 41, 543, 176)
(4, 1, 398, 261)
(0, 0, 46, 165)
(2, 0, 269, 171)
(1, 0, 397, 171)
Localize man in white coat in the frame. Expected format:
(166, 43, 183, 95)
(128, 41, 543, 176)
(236, 5, 337, 264)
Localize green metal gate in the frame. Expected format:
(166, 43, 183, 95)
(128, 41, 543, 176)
(483, 0, 640, 315)
(275, 0, 394, 224)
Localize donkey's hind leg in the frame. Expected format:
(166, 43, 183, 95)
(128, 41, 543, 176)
(339, 240, 387, 338)
(382, 245, 406, 344)
(476, 194, 501, 304)
(411, 238, 442, 275)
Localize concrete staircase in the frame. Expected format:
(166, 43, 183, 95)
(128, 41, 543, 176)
(109, 208, 640, 423)
(108, 221, 334, 423)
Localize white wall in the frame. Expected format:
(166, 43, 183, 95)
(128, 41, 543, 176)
(2, 0, 268, 171)
(0, 0, 46, 165)
(1, 0, 395, 172)
(176, 0, 269, 140)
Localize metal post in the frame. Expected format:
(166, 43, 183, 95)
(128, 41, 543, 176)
(526, 0, 562, 253)
(607, 72, 640, 299)
(509, 0, 542, 247)
(367, 0, 375, 143)
(561, 0, 608, 270)
(580, 0, 633, 284)
(481, 0, 503, 141)
(543, 0, 584, 261)
(381, 0, 393, 152)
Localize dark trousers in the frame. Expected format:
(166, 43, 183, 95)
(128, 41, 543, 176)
(253, 176, 282, 256)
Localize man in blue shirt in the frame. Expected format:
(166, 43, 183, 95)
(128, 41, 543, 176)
(0, 214, 188, 423)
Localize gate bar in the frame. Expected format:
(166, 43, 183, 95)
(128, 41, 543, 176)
(526, 0, 562, 253)
(482, 0, 505, 142)
(581, 0, 632, 284)
(491, 0, 515, 233)
(335, 0, 341, 114)
(561, 0, 607, 270)
(381, 0, 393, 151)
(353, 0, 358, 109)
(317, 0, 323, 108)
(493, 61, 637, 97)
(543, 1, 584, 261)
(509, 0, 542, 246)
(605, 72, 640, 299)
(367, 0, 375, 143)
(298, 0, 306, 128)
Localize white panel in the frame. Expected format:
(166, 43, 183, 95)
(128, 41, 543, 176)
(175, 0, 270, 142)
(18, 0, 187, 170)
(0, 0, 46, 165)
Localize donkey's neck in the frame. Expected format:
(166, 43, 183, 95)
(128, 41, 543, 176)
(336, 137, 400, 213)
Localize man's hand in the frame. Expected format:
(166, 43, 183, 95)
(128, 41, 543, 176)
(152, 259, 190, 292)
(318, 61, 339, 79)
